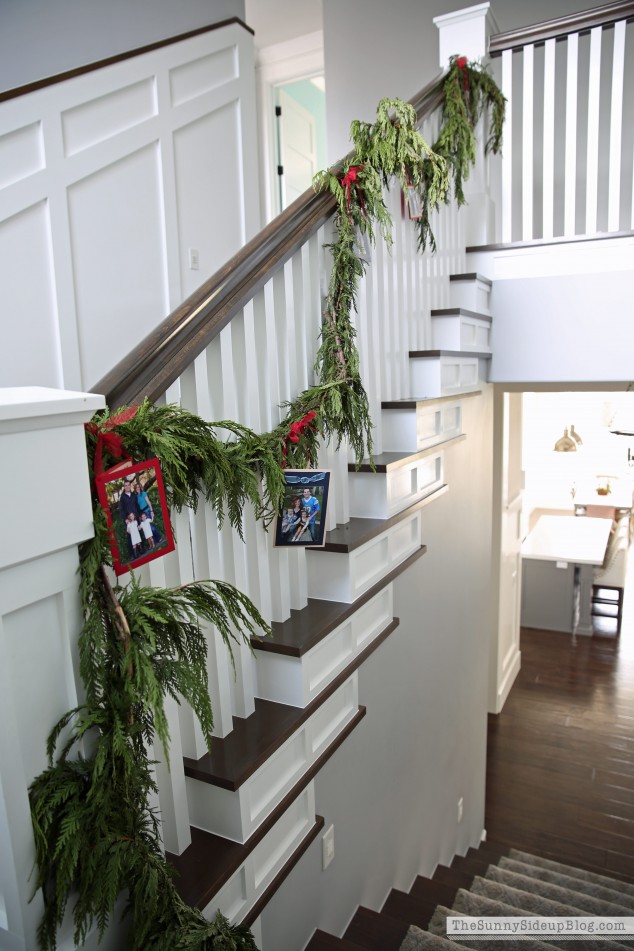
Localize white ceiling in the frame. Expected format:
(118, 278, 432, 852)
(244, 0, 323, 50)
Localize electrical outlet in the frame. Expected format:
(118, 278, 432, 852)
(188, 248, 200, 270)
(322, 824, 335, 869)
(457, 797, 464, 823)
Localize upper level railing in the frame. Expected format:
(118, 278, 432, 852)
(91, 78, 446, 410)
(489, 0, 634, 242)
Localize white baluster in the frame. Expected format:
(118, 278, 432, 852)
(291, 250, 310, 393)
(564, 33, 579, 236)
(304, 231, 323, 379)
(502, 48, 514, 242)
(542, 39, 556, 240)
(586, 26, 602, 235)
(608, 19, 626, 232)
(522, 44, 535, 240)
(271, 268, 291, 403)
(148, 557, 192, 856)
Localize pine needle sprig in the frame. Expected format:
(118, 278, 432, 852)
(416, 55, 506, 250)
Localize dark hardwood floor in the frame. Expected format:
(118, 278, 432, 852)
(486, 595, 634, 881)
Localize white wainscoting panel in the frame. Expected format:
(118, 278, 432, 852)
(255, 586, 394, 707)
(203, 785, 317, 925)
(380, 400, 463, 453)
(186, 676, 358, 842)
(431, 312, 491, 352)
(306, 512, 422, 603)
(348, 454, 443, 519)
(410, 353, 480, 398)
(0, 22, 259, 392)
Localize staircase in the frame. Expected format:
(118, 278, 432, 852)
(163, 271, 493, 927)
(308, 842, 634, 950)
(4, 4, 634, 949)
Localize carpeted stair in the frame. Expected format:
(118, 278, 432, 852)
(306, 844, 634, 951)
(403, 847, 634, 951)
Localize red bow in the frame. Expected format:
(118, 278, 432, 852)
(341, 165, 366, 218)
(85, 405, 138, 475)
(282, 411, 316, 467)
(456, 55, 469, 94)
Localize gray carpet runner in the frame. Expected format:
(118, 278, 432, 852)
(399, 849, 634, 951)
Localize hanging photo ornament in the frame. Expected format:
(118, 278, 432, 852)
(95, 457, 175, 575)
(274, 469, 331, 548)
(402, 169, 423, 220)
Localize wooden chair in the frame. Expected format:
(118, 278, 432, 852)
(591, 515, 629, 634)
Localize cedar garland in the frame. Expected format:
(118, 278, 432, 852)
(28, 58, 504, 951)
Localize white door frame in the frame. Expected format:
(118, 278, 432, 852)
(255, 30, 324, 223)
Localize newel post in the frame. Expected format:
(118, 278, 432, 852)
(0, 387, 104, 951)
(434, 2, 500, 246)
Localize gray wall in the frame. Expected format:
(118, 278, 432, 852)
(323, 0, 612, 161)
(260, 392, 494, 950)
(0, 0, 245, 92)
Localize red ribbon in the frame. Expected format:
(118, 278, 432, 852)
(456, 56, 469, 94)
(281, 410, 316, 468)
(85, 405, 138, 475)
(341, 165, 366, 218)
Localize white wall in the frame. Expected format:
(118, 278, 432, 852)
(482, 237, 634, 385)
(0, 0, 246, 93)
(258, 391, 494, 951)
(0, 19, 260, 393)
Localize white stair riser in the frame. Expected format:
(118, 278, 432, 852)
(432, 315, 491, 352)
(204, 784, 317, 925)
(449, 278, 491, 314)
(306, 511, 421, 603)
(348, 454, 443, 519)
(382, 402, 462, 452)
(186, 676, 358, 842)
(410, 355, 479, 398)
(256, 586, 394, 707)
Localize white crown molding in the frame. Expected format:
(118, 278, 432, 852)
(256, 30, 324, 85)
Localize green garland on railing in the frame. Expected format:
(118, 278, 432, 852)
(416, 55, 506, 251)
(28, 57, 504, 951)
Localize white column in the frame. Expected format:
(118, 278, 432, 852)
(0, 387, 105, 951)
(434, 3, 497, 67)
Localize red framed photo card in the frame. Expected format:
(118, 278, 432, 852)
(274, 469, 331, 548)
(95, 457, 175, 575)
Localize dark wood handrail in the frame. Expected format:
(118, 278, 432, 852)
(489, 0, 634, 54)
(93, 71, 446, 409)
(0, 18, 253, 102)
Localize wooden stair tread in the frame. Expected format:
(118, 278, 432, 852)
(430, 307, 492, 323)
(168, 814, 324, 913)
(256, 547, 426, 656)
(410, 867, 473, 895)
(306, 930, 366, 950)
(344, 906, 410, 950)
(408, 349, 491, 359)
(449, 272, 492, 286)
(316, 493, 439, 553)
(382, 885, 452, 930)
(184, 696, 366, 789)
(346, 436, 464, 474)
(382, 391, 482, 410)
(449, 854, 497, 876)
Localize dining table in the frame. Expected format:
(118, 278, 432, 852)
(520, 514, 613, 634)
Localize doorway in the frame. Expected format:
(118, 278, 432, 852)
(275, 77, 327, 211)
